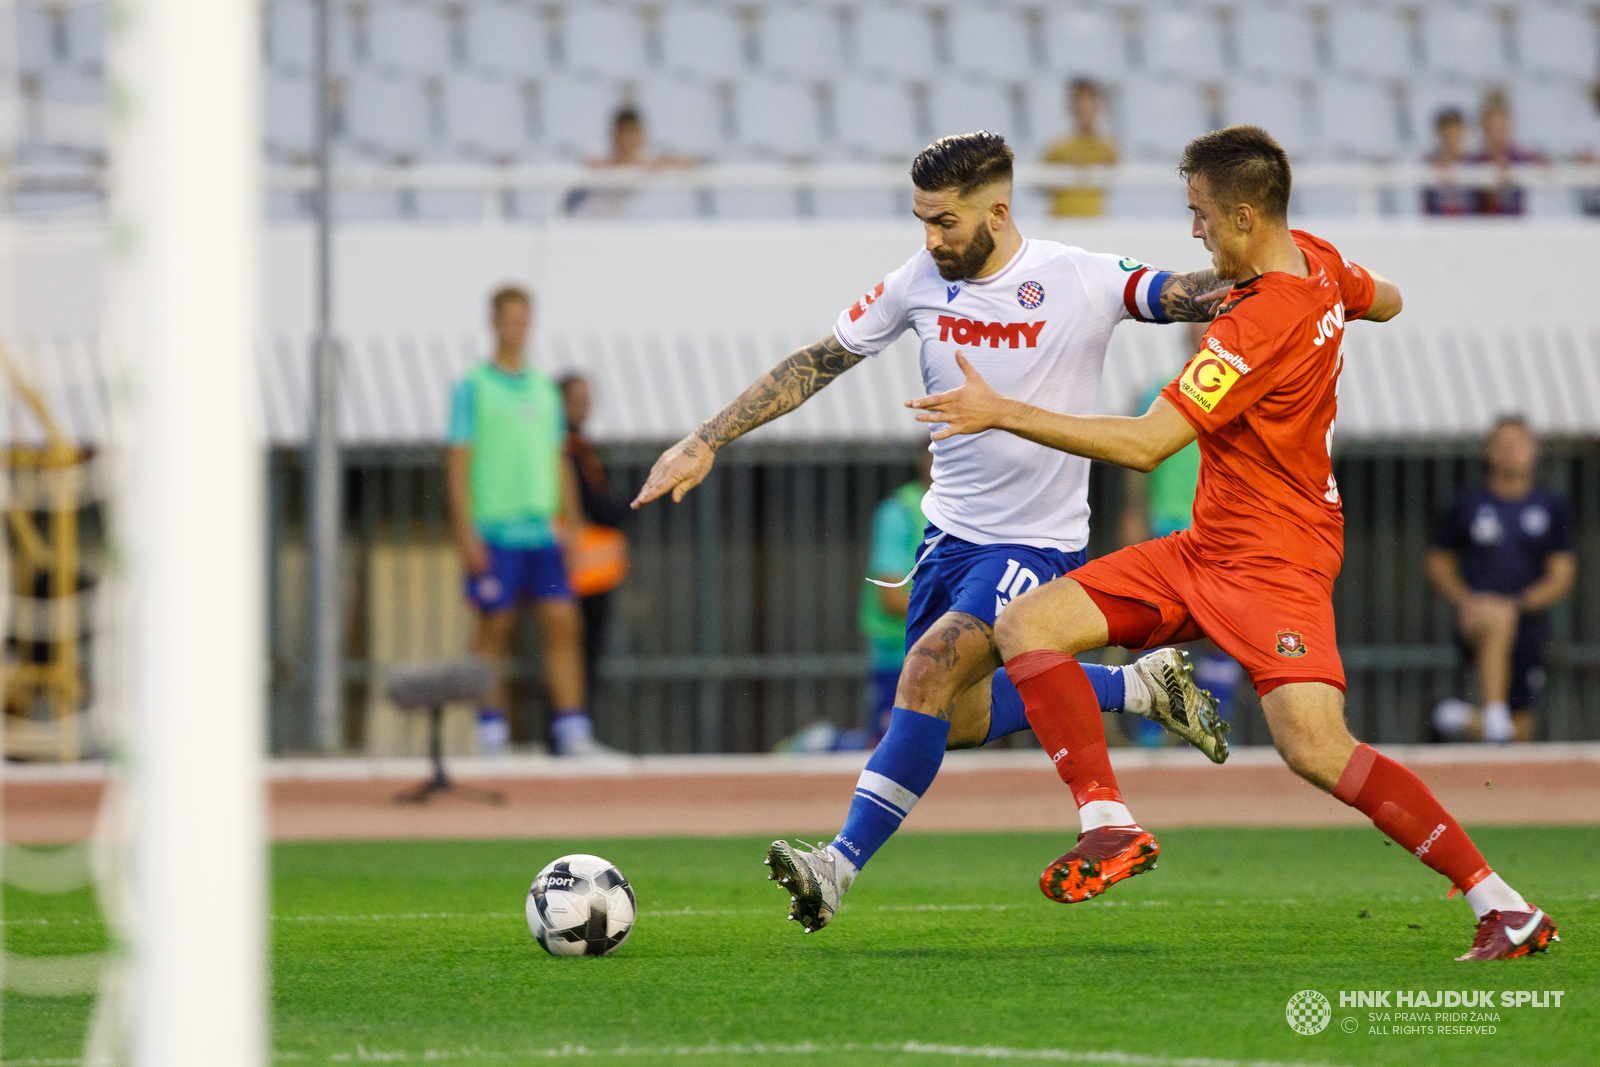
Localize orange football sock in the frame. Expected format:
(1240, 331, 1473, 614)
(1334, 743, 1490, 892)
(1007, 651, 1124, 809)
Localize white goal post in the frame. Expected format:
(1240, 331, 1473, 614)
(114, 0, 266, 1063)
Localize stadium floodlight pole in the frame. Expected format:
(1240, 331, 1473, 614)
(119, 0, 265, 1061)
(307, 0, 344, 752)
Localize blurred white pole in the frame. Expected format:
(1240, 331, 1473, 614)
(308, 0, 344, 753)
(120, 0, 265, 1062)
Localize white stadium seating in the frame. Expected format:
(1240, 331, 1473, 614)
(11, 0, 1600, 220)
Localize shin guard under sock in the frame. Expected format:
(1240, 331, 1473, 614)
(832, 707, 950, 869)
(986, 662, 1124, 744)
(1007, 651, 1133, 831)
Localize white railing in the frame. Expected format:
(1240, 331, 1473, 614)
(12, 162, 1600, 220)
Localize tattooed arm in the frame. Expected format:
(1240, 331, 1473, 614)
(631, 334, 866, 507)
(1158, 268, 1228, 323)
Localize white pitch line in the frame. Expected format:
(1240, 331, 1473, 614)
(291, 1042, 1354, 1066)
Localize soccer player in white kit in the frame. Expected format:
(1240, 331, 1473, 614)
(631, 133, 1228, 932)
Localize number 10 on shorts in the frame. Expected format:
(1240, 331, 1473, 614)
(995, 559, 1040, 616)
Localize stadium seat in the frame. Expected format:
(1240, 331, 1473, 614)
(61, 1, 105, 70)
(1421, 6, 1508, 81)
(1317, 79, 1404, 161)
(1506, 76, 1591, 159)
(264, 0, 315, 72)
(733, 76, 826, 160)
(631, 77, 729, 159)
(443, 71, 534, 162)
(1118, 80, 1214, 162)
(264, 68, 318, 161)
(1327, 6, 1415, 81)
(945, 5, 1037, 82)
(561, 4, 649, 78)
(659, 5, 749, 79)
(1222, 78, 1312, 159)
(1234, 5, 1321, 80)
(365, 1, 453, 76)
(755, 4, 844, 75)
(1042, 6, 1130, 79)
(925, 79, 1020, 148)
(35, 99, 106, 156)
(17, 2, 59, 75)
(463, 1, 548, 78)
(342, 72, 435, 161)
(1023, 75, 1071, 147)
(849, 3, 939, 79)
(1140, 6, 1226, 81)
(1514, 3, 1600, 79)
(537, 71, 624, 159)
(830, 75, 925, 160)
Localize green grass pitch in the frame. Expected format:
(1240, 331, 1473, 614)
(7, 826, 1597, 1066)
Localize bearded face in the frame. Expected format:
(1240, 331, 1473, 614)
(931, 220, 996, 281)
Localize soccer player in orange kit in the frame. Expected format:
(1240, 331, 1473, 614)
(909, 126, 1558, 962)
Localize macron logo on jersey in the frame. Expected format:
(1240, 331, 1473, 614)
(848, 282, 886, 322)
(936, 315, 1046, 349)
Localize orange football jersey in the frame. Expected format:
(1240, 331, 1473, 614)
(1160, 230, 1376, 580)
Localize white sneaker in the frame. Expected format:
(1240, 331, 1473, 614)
(1481, 703, 1516, 745)
(765, 840, 852, 933)
(1126, 649, 1229, 763)
(1432, 698, 1474, 740)
(555, 736, 630, 759)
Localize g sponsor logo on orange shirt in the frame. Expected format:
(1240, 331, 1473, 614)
(1177, 352, 1242, 413)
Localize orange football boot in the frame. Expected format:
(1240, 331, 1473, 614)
(1041, 826, 1160, 903)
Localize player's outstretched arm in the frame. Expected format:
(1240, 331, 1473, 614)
(908, 353, 1196, 472)
(631, 334, 866, 508)
(1361, 270, 1402, 321)
(1158, 269, 1229, 322)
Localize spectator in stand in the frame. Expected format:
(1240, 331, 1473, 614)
(1422, 107, 1479, 216)
(1467, 89, 1546, 216)
(559, 373, 631, 697)
(1427, 417, 1576, 744)
(446, 286, 603, 756)
(569, 108, 695, 217)
(1041, 79, 1118, 217)
(1117, 322, 1244, 745)
(1575, 81, 1600, 216)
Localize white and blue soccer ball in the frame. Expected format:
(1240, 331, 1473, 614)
(526, 854, 636, 957)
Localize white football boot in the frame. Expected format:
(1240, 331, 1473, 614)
(1126, 648, 1229, 764)
(765, 839, 853, 933)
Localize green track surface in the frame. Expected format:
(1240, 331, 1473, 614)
(6, 827, 1597, 1066)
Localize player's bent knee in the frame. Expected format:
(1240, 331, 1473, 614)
(894, 654, 956, 716)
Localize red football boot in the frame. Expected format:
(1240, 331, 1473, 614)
(1456, 906, 1560, 961)
(1040, 826, 1160, 903)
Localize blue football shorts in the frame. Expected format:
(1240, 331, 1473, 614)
(464, 542, 573, 613)
(903, 524, 1087, 652)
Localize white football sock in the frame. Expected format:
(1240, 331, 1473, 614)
(1121, 666, 1152, 714)
(825, 844, 858, 891)
(1465, 872, 1530, 920)
(1079, 799, 1137, 833)
(1431, 698, 1473, 739)
(1481, 702, 1514, 744)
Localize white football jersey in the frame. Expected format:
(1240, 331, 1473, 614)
(833, 239, 1172, 552)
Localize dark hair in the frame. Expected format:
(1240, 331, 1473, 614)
(613, 107, 642, 129)
(1491, 414, 1530, 433)
(1068, 78, 1101, 98)
(490, 285, 532, 316)
(911, 131, 1014, 196)
(1178, 125, 1292, 221)
(558, 372, 588, 390)
(1434, 107, 1465, 130)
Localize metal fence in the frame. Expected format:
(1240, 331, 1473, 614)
(265, 438, 1600, 755)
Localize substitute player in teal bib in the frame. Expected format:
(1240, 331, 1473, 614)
(446, 286, 603, 757)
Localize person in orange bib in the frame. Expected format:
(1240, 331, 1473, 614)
(907, 125, 1558, 962)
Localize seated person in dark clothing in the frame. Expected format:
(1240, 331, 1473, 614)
(560, 373, 631, 693)
(1426, 417, 1576, 743)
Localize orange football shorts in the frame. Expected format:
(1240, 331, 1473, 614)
(1068, 529, 1345, 696)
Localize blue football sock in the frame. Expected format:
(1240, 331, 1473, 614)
(1082, 662, 1125, 712)
(985, 662, 1123, 744)
(832, 707, 950, 870)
